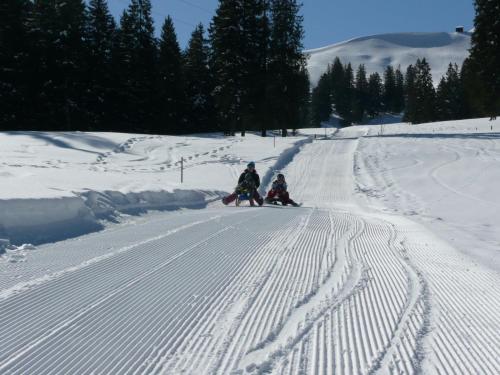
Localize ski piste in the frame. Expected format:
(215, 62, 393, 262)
(0, 121, 499, 374)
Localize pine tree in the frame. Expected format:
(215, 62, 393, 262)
(86, 0, 116, 130)
(210, 0, 245, 135)
(0, 0, 32, 128)
(393, 67, 405, 113)
(436, 63, 463, 121)
(383, 65, 396, 112)
(268, 0, 307, 135)
(112, 10, 134, 130)
(158, 16, 186, 134)
(296, 67, 311, 131)
(241, 0, 270, 135)
(367, 72, 383, 118)
(329, 57, 344, 107)
(413, 58, 436, 124)
(460, 57, 487, 118)
(113, 0, 158, 133)
(311, 68, 332, 126)
(469, 0, 500, 117)
(336, 63, 354, 126)
(29, 0, 88, 130)
(185, 24, 215, 133)
(403, 64, 417, 122)
(353, 64, 369, 123)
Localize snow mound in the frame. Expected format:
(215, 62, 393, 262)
(0, 190, 225, 246)
(259, 137, 313, 195)
(306, 32, 471, 86)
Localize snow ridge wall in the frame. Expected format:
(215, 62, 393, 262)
(0, 189, 226, 246)
(259, 137, 313, 195)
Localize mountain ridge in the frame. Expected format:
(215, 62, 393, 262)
(306, 31, 471, 86)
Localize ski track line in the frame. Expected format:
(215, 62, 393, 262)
(0, 209, 300, 374)
(0, 213, 230, 302)
(0, 212, 252, 370)
(0, 216, 236, 347)
(0, 209, 238, 294)
(162, 213, 310, 374)
(0, 223, 235, 373)
(62, 220, 273, 375)
(397, 221, 500, 375)
(235, 218, 365, 374)
(211, 212, 316, 374)
(216, 139, 429, 375)
(355, 133, 500, 375)
(137, 214, 305, 374)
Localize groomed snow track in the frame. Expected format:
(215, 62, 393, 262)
(0, 131, 499, 374)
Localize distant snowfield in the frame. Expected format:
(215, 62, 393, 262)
(306, 32, 471, 86)
(0, 119, 499, 374)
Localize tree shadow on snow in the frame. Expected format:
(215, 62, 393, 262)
(4, 131, 120, 153)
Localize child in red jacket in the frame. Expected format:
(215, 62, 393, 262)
(265, 174, 299, 206)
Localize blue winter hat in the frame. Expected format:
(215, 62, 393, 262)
(247, 161, 256, 168)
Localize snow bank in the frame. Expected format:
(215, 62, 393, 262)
(0, 197, 101, 245)
(259, 137, 313, 194)
(81, 189, 226, 219)
(0, 190, 226, 246)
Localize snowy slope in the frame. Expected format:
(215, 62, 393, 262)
(0, 121, 498, 374)
(306, 32, 471, 86)
(353, 118, 500, 270)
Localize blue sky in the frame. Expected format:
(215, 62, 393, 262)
(106, 0, 475, 50)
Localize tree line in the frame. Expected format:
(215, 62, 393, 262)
(1, 0, 497, 133)
(0, 0, 309, 135)
(311, 57, 493, 126)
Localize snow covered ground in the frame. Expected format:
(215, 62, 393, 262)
(354, 118, 500, 270)
(0, 131, 308, 244)
(306, 32, 471, 86)
(0, 119, 499, 374)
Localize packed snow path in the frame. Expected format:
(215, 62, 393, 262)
(1, 131, 499, 374)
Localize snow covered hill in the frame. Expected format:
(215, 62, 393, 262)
(306, 32, 471, 86)
(1, 119, 499, 374)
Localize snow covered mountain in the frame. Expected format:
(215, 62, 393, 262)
(306, 32, 471, 86)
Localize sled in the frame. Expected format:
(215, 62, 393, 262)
(235, 192, 250, 206)
(264, 197, 301, 207)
